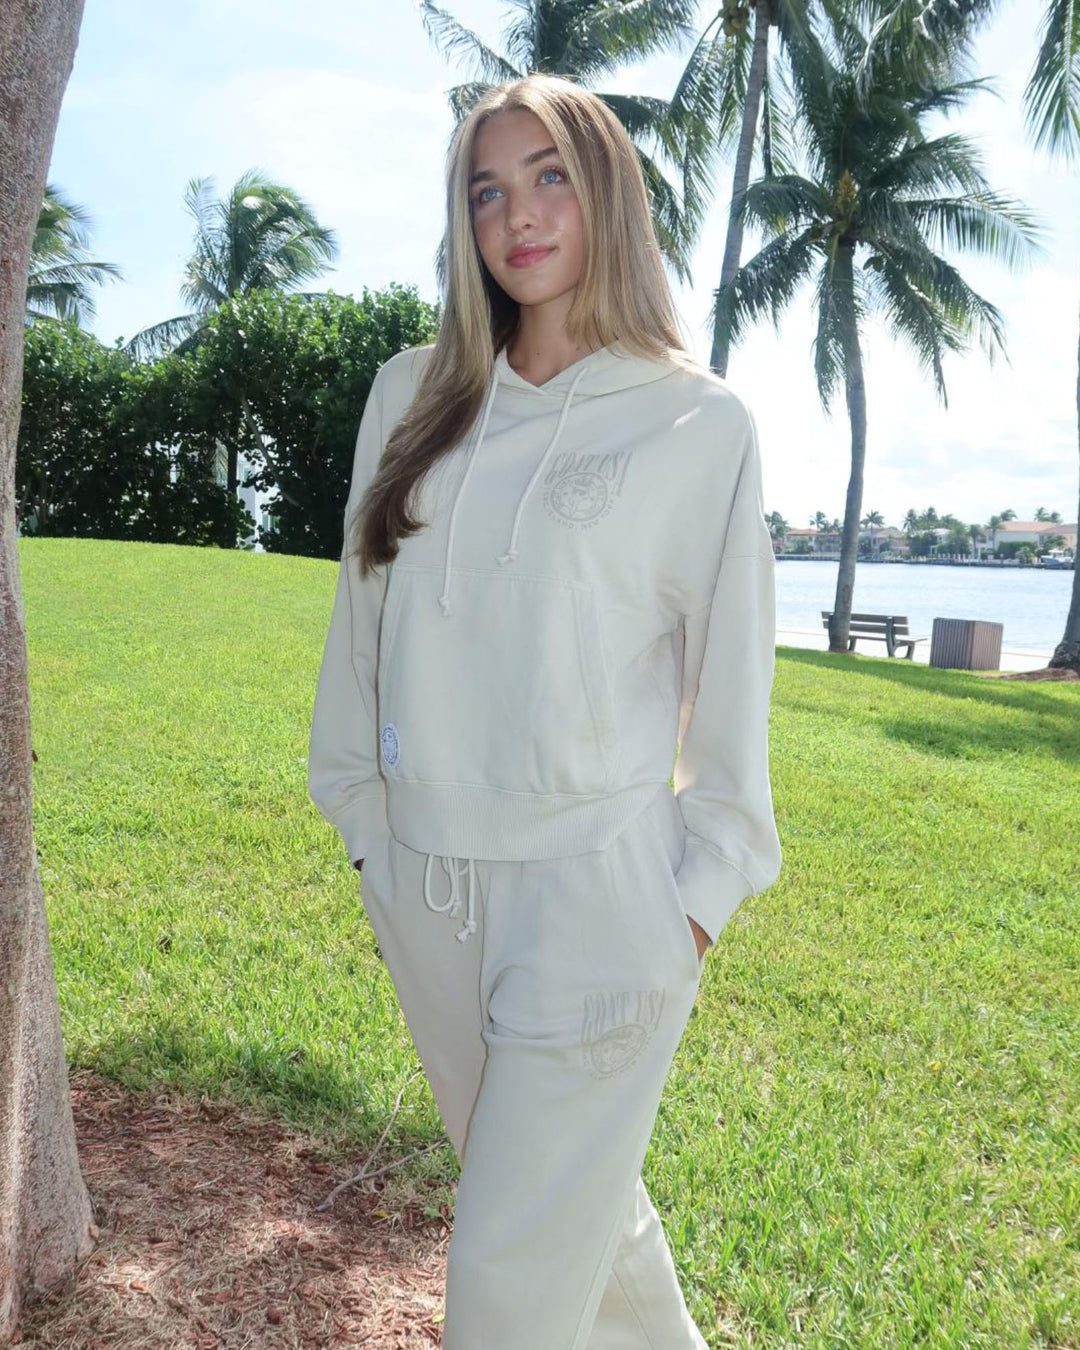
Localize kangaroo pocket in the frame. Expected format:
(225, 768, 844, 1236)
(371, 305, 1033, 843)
(375, 564, 616, 796)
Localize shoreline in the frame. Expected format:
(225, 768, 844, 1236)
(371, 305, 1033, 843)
(776, 625, 1054, 673)
(775, 555, 1074, 571)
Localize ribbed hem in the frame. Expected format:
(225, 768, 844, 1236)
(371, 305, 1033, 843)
(385, 778, 666, 860)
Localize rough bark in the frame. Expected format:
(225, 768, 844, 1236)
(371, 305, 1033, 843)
(1, 0, 94, 1341)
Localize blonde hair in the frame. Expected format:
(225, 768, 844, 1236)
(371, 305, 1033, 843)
(351, 72, 699, 575)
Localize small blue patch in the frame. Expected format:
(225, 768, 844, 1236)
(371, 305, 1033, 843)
(380, 722, 400, 768)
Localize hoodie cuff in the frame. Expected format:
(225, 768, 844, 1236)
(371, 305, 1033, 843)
(329, 790, 389, 868)
(673, 833, 756, 946)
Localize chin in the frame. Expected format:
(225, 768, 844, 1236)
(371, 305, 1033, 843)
(500, 274, 577, 308)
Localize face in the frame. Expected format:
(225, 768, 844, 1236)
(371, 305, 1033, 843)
(468, 108, 586, 311)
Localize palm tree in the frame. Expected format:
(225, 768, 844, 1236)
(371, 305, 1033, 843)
(25, 182, 122, 326)
(696, 0, 840, 377)
(767, 508, 790, 540)
(123, 169, 337, 363)
(712, 17, 1045, 653)
(417, 0, 722, 286)
(123, 169, 338, 498)
(857, 0, 1080, 668)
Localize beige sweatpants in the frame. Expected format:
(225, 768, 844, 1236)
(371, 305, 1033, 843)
(357, 783, 709, 1350)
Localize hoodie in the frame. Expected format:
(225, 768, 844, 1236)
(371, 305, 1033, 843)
(308, 339, 782, 946)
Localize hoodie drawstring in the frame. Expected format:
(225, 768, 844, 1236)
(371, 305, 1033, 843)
(437, 361, 593, 618)
(496, 364, 591, 567)
(423, 852, 478, 943)
(425, 355, 594, 945)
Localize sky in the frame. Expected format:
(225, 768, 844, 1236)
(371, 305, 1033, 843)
(50, 0, 1080, 533)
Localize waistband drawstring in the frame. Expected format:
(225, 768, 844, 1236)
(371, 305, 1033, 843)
(422, 852, 478, 943)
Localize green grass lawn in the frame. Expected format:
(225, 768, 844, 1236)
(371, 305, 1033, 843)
(19, 535, 1080, 1348)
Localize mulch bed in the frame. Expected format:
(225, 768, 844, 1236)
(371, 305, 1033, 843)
(17, 1070, 452, 1348)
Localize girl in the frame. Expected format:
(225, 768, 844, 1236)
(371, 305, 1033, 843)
(309, 72, 782, 1350)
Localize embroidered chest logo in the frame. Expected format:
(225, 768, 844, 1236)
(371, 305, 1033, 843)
(581, 987, 665, 1078)
(542, 449, 632, 529)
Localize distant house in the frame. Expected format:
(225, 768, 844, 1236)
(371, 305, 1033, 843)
(779, 525, 909, 557)
(781, 527, 838, 555)
(212, 441, 276, 549)
(994, 520, 1076, 553)
(860, 525, 909, 557)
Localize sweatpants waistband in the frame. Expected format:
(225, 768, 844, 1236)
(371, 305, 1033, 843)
(400, 779, 676, 945)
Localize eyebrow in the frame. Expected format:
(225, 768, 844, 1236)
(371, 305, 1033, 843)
(469, 145, 560, 187)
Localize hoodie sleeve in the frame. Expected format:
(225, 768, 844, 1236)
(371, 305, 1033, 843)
(672, 400, 782, 945)
(307, 366, 390, 867)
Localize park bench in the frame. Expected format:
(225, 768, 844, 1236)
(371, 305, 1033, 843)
(820, 611, 930, 658)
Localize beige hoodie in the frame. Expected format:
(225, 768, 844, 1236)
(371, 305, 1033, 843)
(308, 340, 781, 944)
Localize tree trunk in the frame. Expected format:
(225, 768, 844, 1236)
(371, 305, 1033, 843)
(1047, 283, 1080, 673)
(827, 239, 867, 654)
(1, 1, 94, 1341)
(709, 0, 771, 379)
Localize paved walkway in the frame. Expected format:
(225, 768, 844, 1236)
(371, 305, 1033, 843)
(775, 626, 1054, 673)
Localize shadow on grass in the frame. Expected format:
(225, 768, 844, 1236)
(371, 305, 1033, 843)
(775, 645, 1080, 765)
(75, 1017, 451, 1165)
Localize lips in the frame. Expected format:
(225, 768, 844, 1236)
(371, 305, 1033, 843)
(507, 244, 555, 268)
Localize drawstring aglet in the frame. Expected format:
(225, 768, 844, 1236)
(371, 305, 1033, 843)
(495, 548, 518, 565)
(455, 919, 477, 943)
(438, 594, 452, 616)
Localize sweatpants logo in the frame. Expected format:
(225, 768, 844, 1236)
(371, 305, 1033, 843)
(581, 988, 665, 1078)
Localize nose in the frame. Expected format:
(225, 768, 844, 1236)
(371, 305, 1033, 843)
(504, 187, 541, 234)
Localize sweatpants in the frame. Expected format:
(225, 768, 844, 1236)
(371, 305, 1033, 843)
(357, 783, 709, 1350)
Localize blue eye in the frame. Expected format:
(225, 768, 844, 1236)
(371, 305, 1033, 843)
(472, 165, 568, 207)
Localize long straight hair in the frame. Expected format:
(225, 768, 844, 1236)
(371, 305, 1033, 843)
(351, 73, 700, 578)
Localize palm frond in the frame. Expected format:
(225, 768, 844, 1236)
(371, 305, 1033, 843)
(418, 0, 522, 83)
(120, 312, 207, 362)
(710, 226, 821, 350)
(1023, 0, 1080, 161)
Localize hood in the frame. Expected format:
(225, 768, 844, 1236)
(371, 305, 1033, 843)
(436, 341, 680, 618)
(492, 340, 679, 400)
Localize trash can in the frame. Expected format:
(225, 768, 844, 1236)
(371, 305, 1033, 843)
(930, 617, 1003, 670)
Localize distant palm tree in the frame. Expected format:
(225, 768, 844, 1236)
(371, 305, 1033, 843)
(123, 169, 338, 363)
(417, 0, 718, 285)
(713, 18, 1045, 653)
(123, 169, 338, 498)
(766, 508, 789, 540)
(857, 0, 1080, 668)
(862, 507, 884, 556)
(25, 182, 122, 326)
